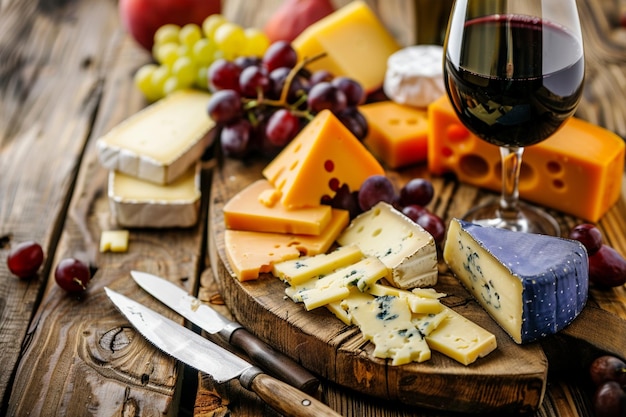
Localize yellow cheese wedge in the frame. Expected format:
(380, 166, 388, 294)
(223, 179, 332, 235)
(263, 110, 385, 209)
(97, 89, 214, 185)
(428, 95, 625, 221)
(360, 101, 430, 168)
(292, 1, 401, 92)
(108, 163, 201, 228)
(99, 230, 130, 253)
(224, 208, 349, 281)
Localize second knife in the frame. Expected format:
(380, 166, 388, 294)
(130, 270, 320, 395)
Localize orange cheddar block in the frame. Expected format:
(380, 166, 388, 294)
(263, 109, 385, 209)
(224, 208, 350, 281)
(428, 96, 625, 222)
(360, 101, 430, 168)
(292, 1, 401, 92)
(223, 179, 332, 235)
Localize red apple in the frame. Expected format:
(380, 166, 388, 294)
(119, 0, 222, 51)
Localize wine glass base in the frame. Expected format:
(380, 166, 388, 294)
(463, 200, 561, 236)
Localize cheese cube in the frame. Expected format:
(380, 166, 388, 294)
(223, 179, 332, 235)
(292, 1, 401, 92)
(337, 202, 438, 289)
(263, 110, 384, 209)
(99, 230, 130, 253)
(428, 95, 625, 221)
(360, 101, 430, 168)
(224, 208, 349, 281)
(443, 218, 589, 344)
(97, 89, 214, 185)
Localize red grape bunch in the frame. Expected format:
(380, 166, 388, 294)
(589, 355, 626, 417)
(206, 40, 369, 158)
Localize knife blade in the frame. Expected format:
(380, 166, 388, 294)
(104, 288, 341, 417)
(129, 270, 320, 395)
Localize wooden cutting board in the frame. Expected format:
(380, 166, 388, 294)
(208, 155, 626, 414)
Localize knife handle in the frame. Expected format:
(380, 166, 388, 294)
(240, 368, 342, 417)
(230, 327, 321, 395)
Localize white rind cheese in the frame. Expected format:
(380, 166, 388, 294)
(337, 202, 438, 289)
(108, 163, 201, 228)
(96, 89, 214, 185)
(443, 218, 589, 344)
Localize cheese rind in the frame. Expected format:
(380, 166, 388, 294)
(223, 179, 332, 235)
(428, 96, 625, 221)
(97, 90, 214, 185)
(224, 208, 349, 281)
(263, 110, 384, 209)
(337, 202, 438, 289)
(108, 164, 201, 228)
(443, 218, 589, 344)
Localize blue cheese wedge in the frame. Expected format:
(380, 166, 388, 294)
(97, 89, 214, 185)
(337, 202, 438, 289)
(443, 218, 589, 344)
(108, 163, 201, 228)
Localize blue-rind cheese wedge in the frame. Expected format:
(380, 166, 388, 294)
(443, 218, 589, 344)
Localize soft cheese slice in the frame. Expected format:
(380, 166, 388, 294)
(443, 218, 589, 344)
(224, 208, 349, 281)
(262, 110, 384, 209)
(97, 89, 214, 184)
(287, 256, 389, 310)
(272, 244, 363, 285)
(337, 202, 438, 289)
(99, 230, 130, 253)
(223, 179, 333, 235)
(108, 163, 201, 228)
(343, 294, 431, 365)
(425, 307, 498, 366)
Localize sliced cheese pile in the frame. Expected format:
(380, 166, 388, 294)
(95, 89, 214, 228)
(444, 218, 588, 344)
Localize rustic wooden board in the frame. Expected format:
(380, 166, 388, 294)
(208, 154, 625, 414)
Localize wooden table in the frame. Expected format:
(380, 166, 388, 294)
(1, 0, 625, 416)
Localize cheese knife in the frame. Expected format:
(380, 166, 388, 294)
(129, 270, 320, 395)
(104, 288, 341, 417)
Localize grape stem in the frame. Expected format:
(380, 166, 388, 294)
(242, 52, 328, 121)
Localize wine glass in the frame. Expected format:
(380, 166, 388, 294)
(443, 0, 585, 236)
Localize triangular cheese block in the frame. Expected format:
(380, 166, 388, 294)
(443, 218, 589, 344)
(262, 109, 384, 209)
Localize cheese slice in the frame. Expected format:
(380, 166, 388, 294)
(425, 307, 498, 366)
(99, 230, 130, 253)
(292, 1, 401, 92)
(108, 163, 201, 228)
(272, 244, 363, 285)
(223, 179, 333, 235)
(224, 208, 349, 281)
(263, 109, 384, 209)
(368, 283, 443, 314)
(360, 101, 430, 168)
(97, 89, 214, 185)
(337, 202, 438, 289)
(443, 218, 589, 344)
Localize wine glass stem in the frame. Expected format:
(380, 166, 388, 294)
(499, 146, 524, 221)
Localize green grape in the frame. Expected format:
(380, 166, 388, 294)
(213, 22, 245, 59)
(154, 24, 180, 46)
(193, 38, 216, 66)
(172, 56, 196, 86)
(163, 76, 185, 96)
(150, 65, 171, 99)
(242, 28, 270, 57)
(176, 44, 192, 60)
(195, 66, 209, 89)
(153, 42, 179, 66)
(134, 64, 162, 101)
(202, 14, 227, 39)
(179, 23, 202, 48)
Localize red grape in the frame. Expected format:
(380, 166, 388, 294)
(309, 69, 333, 86)
(7, 241, 44, 278)
(589, 245, 626, 287)
(220, 119, 253, 158)
(331, 76, 365, 106)
(569, 223, 603, 255)
(337, 108, 368, 141)
(401, 204, 428, 222)
(207, 89, 243, 124)
(54, 258, 91, 293)
(323, 183, 361, 219)
(208, 58, 242, 92)
(239, 65, 270, 98)
(593, 381, 626, 417)
(415, 212, 446, 246)
(234, 56, 262, 70)
(262, 41, 298, 72)
(590, 356, 626, 387)
(400, 178, 435, 207)
(265, 109, 300, 146)
(358, 175, 395, 211)
(307, 82, 347, 114)
(268, 67, 309, 102)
